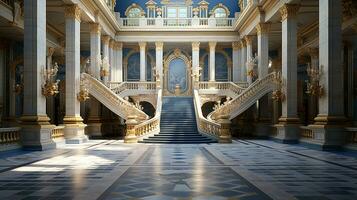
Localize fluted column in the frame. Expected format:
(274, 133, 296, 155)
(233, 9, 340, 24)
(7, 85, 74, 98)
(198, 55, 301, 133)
(240, 40, 247, 82)
(90, 23, 101, 78)
(309, 0, 346, 148)
(109, 39, 115, 81)
(245, 36, 254, 84)
(155, 42, 164, 87)
(116, 42, 123, 82)
(21, 0, 55, 150)
(139, 42, 147, 82)
(192, 42, 200, 83)
(87, 23, 102, 137)
(102, 36, 110, 83)
(209, 42, 217, 82)
(275, 4, 300, 143)
(63, 4, 88, 144)
(232, 42, 241, 83)
(255, 23, 272, 137)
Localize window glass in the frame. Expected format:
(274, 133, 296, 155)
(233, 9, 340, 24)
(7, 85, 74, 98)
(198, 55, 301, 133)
(178, 7, 187, 18)
(167, 8, 177, 18)
(214, 8, 227, 18)
(127, 8, 141, 18)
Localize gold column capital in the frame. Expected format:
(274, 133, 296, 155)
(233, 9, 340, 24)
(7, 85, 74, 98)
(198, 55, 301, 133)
(90, 23, 101, 34)
(139, 42, 147, 49)
(240, 40, 246, 48)
(155, 42, 164, 51)
(232, 41, 241, 50)
(244, 35, 254, 45)
(192, 42, 200, 51)
(109, 39, 115, 49)
(280, 4, 300, 21)
(256, 23, 271, 35)
(209, 41, 217, 49)
(116, 42, 123, 51)
(102, 36, 110, 45)
(65, 4, 81, 21)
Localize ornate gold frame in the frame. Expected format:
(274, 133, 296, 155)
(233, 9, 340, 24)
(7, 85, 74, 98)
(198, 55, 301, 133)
(163, 48, 192, 96)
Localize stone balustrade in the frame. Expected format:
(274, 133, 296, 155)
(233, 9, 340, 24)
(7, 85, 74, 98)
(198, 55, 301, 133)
(0, 127, 20, 145)
(51, 126, 65, 140)
(119, 17, 235, 30)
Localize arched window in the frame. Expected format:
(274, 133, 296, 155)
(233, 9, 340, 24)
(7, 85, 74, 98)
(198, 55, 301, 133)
(214, 8, 227, 18)
(127, 7, 141, 18)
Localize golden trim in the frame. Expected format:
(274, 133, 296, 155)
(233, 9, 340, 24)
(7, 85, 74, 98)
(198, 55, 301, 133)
(280, 4, 300, 21)
(65, 5, 81, 21)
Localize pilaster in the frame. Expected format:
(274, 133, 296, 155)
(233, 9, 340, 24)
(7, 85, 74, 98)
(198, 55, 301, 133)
(90, 23, 101, 78)
(240, 40, 247, 82)
(244, 35, 254, 84)
(156, 42, 164, 87)
(192, 42, 200, 83)
(232, 41, 241, 82)
(63, 4, 88, 144)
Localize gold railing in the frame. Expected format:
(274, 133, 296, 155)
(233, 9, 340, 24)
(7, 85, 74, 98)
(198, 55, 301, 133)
(300, 126, 314, 139)
(134, 89, 162, 138)
(0, 127, 20, 145)
(51, 126, 65, 139)
(82, 73, 148, 120)
(193, 90, 221, 139)
(209, 73, 277, 120)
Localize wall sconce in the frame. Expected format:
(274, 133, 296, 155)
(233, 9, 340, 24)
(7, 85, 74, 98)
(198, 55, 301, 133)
(306, 63, 324, 97)
(272, 71, 285, 102)
(41, 62, 60, 97)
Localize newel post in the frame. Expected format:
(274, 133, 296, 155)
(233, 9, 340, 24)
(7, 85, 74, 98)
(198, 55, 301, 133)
(124, 115, 139, 143)
(217, 115, 232, 143)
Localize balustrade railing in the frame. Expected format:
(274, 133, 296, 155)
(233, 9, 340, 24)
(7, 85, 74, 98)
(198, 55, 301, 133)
(110, 82, 156, 96)
(300, 126, 314, 139)
(346, 127, 357, 144)
(0, 127, 20, 145)
(51, 126, 65, 140)
(193, 90, 221, 139)
(82, 73, 148, 120)
(133, 89, 162, 138)
(198, 82, 246, 96)
(209, 73, 277, 120)
(120, 17, 235, 29)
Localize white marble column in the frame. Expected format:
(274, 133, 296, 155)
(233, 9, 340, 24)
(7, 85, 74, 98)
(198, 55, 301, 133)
(102, 36, 110, 83)
(245, 36, 254, 84)
(139, 42, 147, 82)
(309, 0, 346, 148)
(257, 23, 270, 79)
(240, 40, 247, 82)
(155, 42, 164, 86)
(87, 23, 102, 137)
(255, 23, 271, 137)
(63, 5, 88, 144)
(109, 39, 115, 82)
(46, 47, 56, 125)
(232, 42, 241, 82)
(209, 42, 217, 82)
(90, 23, 101, 79)
(275, 4, 300, 142)
(116, 42, 123, 82)
(21, 0, 55, 150)
(192, 42, 200, 84)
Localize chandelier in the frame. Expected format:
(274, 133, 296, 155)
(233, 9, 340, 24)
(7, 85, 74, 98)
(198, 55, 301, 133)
(41, 62, 60, 97)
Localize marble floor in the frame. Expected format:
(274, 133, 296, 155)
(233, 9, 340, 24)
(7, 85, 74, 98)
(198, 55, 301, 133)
(0, 140, 356, 200)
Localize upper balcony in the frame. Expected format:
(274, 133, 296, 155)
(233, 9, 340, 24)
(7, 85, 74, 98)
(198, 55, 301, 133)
(118, 17, 236, 31)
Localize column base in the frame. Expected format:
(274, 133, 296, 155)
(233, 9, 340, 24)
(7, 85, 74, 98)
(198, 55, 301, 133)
(273, 117, 300, 143)
(63, 116, 88, 144)
(20, 115, 56, 151)
(306, 115, 348, 149)
(217, 115, 232, 143)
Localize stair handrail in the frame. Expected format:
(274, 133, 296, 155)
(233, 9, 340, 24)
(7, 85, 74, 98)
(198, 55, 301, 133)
(193, 89, 221, 139)
(133, 89, 162, 138)
(208, 72, 278, 120)
(110, 82, 157, 96)
(198, 81, 246, 97)
(82, 73, 149, 120)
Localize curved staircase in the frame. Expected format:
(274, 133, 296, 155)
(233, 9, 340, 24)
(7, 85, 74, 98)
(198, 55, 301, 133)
(141, 97, 217, 144)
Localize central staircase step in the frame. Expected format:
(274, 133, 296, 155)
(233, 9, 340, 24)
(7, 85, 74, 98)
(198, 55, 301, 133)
(141, 97, 216, 144)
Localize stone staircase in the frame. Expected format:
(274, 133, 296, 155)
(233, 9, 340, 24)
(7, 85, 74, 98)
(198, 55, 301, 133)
(141, 97, 217, 144)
